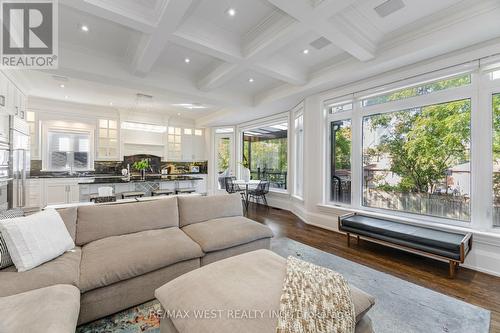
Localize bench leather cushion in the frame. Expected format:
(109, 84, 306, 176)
(76, 197, 179, 245)
(155, 250, 374, 333)
(182, 216, 274, 252)
(79, 228, 203, 292)
(177, 194, 243, 227)
(0, 284, 80, 333)
(0, 247, 81, 297)
(342, 215, 465, 254)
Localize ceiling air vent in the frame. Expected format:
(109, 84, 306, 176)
(310, 37, 332, 50)
(374, 0, 405, 18)
(52, 75, 68, 82)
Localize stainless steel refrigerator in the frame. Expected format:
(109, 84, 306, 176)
(8, 116, 30, 209)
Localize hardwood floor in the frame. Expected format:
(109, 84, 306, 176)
(247, 204, 500, 333)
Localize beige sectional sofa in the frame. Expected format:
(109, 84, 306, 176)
(0, 194, 274, 330)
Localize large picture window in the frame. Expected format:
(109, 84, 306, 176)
(242, 121, 288, 190)
(362, 99, 471, 221)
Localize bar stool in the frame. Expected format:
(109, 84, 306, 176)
(175, 188, 197, 195)
(121, 191, 145, 199)
(152, 189, 175, 196)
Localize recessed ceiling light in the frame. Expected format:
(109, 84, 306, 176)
(227, 8, 236, 16)
(109, 102, 113, 106)
(302, 49, 310, 55)
(64, 95, 69, 99)
(177, 113, 181, 116)
(184, 58, 190, 64)
(172, 103, 207, 110)
(80, 25, 89, 32)
(59, 84, 65, 88)
(248, 78, 254, 83)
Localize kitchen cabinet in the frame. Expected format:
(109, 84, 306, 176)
(0, 113, 9, 144)
(43, 179, 80, 206)
(97, 119, 119, 160)
(179, 129, 205, 161)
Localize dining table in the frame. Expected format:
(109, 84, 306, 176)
(233, 179, 262, 211)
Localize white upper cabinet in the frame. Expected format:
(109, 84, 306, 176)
(175, 128, 205, 161)
(96, 119, 119, 160)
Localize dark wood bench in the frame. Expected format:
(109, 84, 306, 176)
(338, 213, 472, 278)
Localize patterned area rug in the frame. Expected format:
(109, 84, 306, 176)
(77, 300, 161, 333)
(77, 238, 490, 333)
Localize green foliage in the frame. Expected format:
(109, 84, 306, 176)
(132, 159, 150, 171)
(217, 138, 230, 172)
(242, 137, 287, 173)
(333, 122, 351, 170)
(493, 94, 500, 199)
(366, 99, 471, 193)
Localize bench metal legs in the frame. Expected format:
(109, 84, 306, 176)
(346, 234, 360, 248)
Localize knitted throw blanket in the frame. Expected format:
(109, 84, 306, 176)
(276, 256, 355, 333)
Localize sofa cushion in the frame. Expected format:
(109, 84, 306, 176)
(0, 209, 76, 272)
(0, 247, 81, 297)
(57, 207, 77, 241)
(177, 194, 242, 227)
(155, 249, 374, 333)
(79, 228, 203, 292)
(182, 216, 274, 252)
(0, 284, 80, 333)
(76, 196, 179, 245)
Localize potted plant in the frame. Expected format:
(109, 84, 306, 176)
(132, 159, 150, 180)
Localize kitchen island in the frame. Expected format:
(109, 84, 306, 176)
(78, 175, 205, 201)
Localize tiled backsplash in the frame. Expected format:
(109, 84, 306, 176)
(30, 159, 208, 176)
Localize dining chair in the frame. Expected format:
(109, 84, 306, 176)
(248, 180, 270, 207)
(225, 177, 244, 194)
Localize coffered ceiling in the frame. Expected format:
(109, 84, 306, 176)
(13, 0, 500, 125)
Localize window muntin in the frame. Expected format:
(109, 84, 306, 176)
(330, 119, 352, 204)
(493, 93, 500, 227)
(47, 131, 91, 171)
(242, 121, 288, 190)
(362, 99, 471, 221)
(361, 74, 471, 107)
(294, 113, 304, 198)
(326, 101, 353, 115)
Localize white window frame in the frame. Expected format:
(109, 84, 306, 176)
(293, 104, 304, 200)
(321, 64, 498, 230)
(236, 112, 290, 194)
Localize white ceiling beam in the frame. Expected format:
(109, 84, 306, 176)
(253, 56, 308, 85)
(195, 14, 307, 90)
(266, 0, 376, 61)
(61, 0, 156, 33)
(198, 63, 245, 91)
(132, 0, 194, 76)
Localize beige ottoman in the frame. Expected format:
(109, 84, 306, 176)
(155, 249, 375, 333)
(0, 284, 80, 333)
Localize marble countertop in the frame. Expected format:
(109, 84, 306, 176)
(78, 175, 203, 184)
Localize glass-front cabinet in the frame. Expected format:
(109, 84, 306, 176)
(97, 119, 119, 160)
